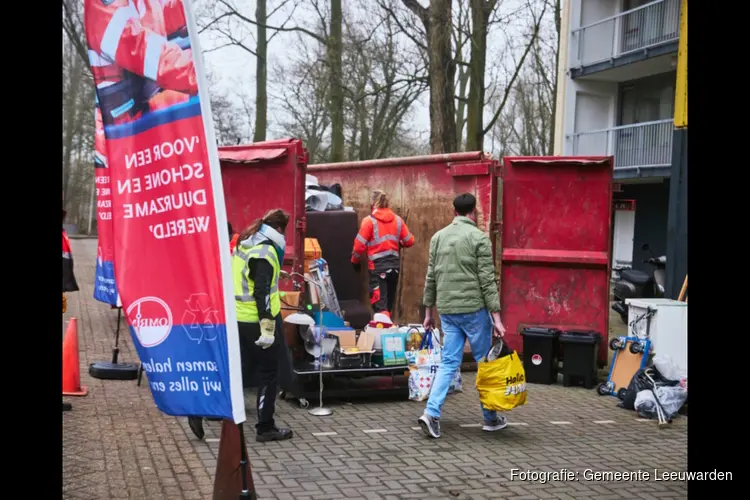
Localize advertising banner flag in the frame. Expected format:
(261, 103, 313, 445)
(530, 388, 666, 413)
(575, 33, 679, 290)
(84, 0, 245, 423)
(93, 105, 119, 306)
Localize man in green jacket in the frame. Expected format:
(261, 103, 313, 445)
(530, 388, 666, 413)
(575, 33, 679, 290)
(418, 193, 507, 439)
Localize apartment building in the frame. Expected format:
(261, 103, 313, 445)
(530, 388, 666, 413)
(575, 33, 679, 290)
(553, 0, 686, 291)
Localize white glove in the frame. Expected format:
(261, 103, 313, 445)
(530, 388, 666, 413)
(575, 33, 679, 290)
(255, 318, 275, 349)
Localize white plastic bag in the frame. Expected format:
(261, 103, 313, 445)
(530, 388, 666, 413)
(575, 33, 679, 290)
(407, 329, 461, 401)
(408, 350, 440, 401)
(653, 355, 687, 382)
(634, 386, 688, 420)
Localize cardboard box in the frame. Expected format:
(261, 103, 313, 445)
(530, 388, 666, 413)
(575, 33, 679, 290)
(328, 329, 375, 355)
(347, 330, 376, 355)
(327, 328, 356, 350)
(305, 238, 322, 260)
(304, 238, 322, 273)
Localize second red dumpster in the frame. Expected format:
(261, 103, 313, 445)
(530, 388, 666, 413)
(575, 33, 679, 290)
(498, 156, 614, 367)
(218, 139, 308, 284)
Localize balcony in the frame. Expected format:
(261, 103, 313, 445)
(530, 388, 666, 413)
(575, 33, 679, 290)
(570, 119, 673, 179)
(571, 0, 681, 80)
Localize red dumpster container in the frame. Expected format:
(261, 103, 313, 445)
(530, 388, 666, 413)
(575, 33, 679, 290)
(498, 156, 614, 367)
(311, 153, 614, 368)
(309, 152, 500, 326)
(218, 138, 308, 288)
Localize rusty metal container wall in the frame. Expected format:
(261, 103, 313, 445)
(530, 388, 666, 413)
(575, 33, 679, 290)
(309, 152, 498, 325)
(498, 156, 614, 366)
(218, 139, 308, 290)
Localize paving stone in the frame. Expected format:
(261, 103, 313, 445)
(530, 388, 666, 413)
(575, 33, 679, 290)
(64, 239, 688, 499)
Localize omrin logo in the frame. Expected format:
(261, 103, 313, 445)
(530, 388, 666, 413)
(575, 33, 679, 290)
(127, 296, 173, 347)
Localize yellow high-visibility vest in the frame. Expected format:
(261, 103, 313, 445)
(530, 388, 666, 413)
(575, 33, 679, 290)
(232, 243, 281, 323)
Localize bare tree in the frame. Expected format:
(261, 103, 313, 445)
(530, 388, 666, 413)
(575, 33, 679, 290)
(200, 0, 299, 142)
(269, 1, 426, 162)
(488, 0, 558, 156)
(62, 0, 89, 68)
(254, 0, 268, 141)
(271, 40, 332, 162)
(207, 72, 255, 146)
(343, 6, 428, 160)
(378, 0, 548, 152)
(328, 0, 345, 161)
(453, 0, 472, 150)
(542, 0, 561, 154)
(397, 0, 457, 154)
(207, 0, 349, 161)
(62, 1, 96, 232)
(466, 0, 547, 151)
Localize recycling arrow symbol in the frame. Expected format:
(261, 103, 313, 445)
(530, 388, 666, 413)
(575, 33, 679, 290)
(181, 293, 219, 344)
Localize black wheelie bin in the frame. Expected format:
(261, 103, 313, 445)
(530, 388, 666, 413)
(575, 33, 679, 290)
(520, 327, 561, 384)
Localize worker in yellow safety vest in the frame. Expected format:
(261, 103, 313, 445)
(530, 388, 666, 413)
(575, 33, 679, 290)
(232, 209, 293, 442)
(187, 211, 294, 442)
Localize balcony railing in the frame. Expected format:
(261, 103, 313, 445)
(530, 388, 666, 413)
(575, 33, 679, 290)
(570, 119, 673, 171)
(572, 0, 681, 68)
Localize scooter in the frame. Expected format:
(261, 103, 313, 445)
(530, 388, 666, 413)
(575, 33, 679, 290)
(611, 243, 666, 324)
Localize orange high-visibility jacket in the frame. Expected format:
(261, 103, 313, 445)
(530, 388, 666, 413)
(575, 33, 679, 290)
(229, 233, 239, 254)
(351, 208, 415, 270)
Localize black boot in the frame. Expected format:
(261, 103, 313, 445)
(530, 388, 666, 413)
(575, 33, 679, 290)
(188, 417, 205, 440)
(256, 427, 293, 442)
(62, 402, 72, 412)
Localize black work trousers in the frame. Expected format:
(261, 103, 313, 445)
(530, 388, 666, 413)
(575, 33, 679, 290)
(238, 316, 285, 433)
(369, 268, 399, 315)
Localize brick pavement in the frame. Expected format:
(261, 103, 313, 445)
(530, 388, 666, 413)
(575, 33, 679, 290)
(63, 239, 214, 499)
(64, 239, 688, 499)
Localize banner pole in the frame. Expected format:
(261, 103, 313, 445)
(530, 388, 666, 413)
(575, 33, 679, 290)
(213, 420, 256, 500)
(238, 423, 250, 499)
(111, 307, 122, 364)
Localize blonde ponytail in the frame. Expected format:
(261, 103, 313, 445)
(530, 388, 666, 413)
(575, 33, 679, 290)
(371, 189, 389, 210)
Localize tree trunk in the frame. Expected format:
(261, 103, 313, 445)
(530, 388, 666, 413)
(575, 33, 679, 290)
(465, 0, 489, 152)
(455, 67, 470, 150)
(453, 0, 469, 150)
(62, 52, 84, 208)
(253, 0, 267, 142)
(428, 0, 457, 154)
(548, 0, 562, 155)
(328, 0, 345, 162)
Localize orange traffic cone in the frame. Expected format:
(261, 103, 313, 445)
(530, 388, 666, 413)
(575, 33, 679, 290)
(62, 318, 88, 397)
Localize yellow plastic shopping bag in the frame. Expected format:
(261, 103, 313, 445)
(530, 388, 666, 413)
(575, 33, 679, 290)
(476, 348, 527, 411)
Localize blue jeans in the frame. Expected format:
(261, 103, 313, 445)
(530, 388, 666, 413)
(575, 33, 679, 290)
(425, 308, 497, 422)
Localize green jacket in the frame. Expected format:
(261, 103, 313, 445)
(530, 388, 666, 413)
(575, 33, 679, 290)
(423, 216, 501, 315)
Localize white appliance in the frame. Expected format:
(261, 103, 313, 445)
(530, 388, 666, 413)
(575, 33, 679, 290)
(612, 205, 635, 277)
(625, 298, 687, 374)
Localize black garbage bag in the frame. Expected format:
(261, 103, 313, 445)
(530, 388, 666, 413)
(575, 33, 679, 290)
(328, 183, 342, 198)
(618, 366, 679, 411)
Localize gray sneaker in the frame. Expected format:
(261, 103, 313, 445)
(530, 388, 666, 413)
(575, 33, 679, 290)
(418, 413, 441, 438)
(483, 415, 508, 432)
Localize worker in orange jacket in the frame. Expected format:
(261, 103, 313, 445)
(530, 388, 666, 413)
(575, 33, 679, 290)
(351, 190, 415, 319)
